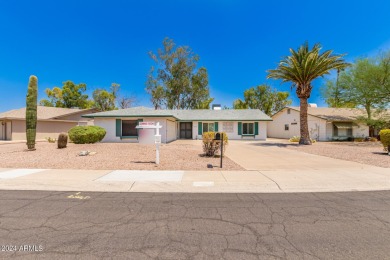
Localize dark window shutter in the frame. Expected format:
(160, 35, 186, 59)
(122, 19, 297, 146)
(214, 122, 218, 132)
(198, 122, 202, 135)
(255, 122, 259, 135)
(238, 122, 242, 135)
(116, 119, 122, 137)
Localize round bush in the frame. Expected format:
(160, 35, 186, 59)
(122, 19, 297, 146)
(68, 126, 106, 144)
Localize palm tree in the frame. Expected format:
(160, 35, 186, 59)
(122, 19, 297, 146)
(267, 42, 349, 145)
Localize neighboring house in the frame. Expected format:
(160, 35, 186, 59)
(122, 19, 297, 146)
(82, 106, 272, 143)
(0, 106, 96, 141)
(268, 106, 371, 141)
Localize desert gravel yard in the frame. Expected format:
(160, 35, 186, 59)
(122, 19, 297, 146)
(286, 141, 390, 168)
(0, 141, 243, 171)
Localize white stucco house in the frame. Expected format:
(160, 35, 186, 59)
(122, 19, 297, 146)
(267, 106, 370, 141)
(82, 106, 272, 143)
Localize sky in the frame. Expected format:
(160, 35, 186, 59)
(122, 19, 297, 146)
(1, 0, 390, 112)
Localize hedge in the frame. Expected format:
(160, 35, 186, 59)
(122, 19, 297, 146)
(68, 126, 106, 144)
(379, 129, 390, 152)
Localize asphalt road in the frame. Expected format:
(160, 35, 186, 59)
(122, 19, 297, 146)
(0, 191, 390, 259)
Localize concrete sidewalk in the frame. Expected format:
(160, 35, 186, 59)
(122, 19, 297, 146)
(0, 166, 389, 193)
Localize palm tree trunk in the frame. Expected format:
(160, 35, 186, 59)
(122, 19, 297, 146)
(299, 97, 312, 145)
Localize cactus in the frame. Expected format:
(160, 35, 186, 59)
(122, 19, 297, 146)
(57, 132, 68, 149)
(26, 75, 38, 150)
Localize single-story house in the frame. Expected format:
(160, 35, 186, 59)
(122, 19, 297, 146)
(0, 106, 96, 141)
(82, 106, 272, 143)
(267, 106, 371, 141)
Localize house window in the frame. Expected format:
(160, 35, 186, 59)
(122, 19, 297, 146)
(285, 124, 289, 131)
(203, 122, 215, 133)
(122, 120, 138, 136)
(287, 109, 291, 114)
(333, 122, 353, 137)
(243, 123, 254, 135)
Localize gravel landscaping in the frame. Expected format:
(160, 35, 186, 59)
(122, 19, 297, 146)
(0, 141, 244, 171)
(285, 141, 390, 168)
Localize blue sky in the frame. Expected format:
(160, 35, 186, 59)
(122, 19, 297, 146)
(1, 0, 390, 112)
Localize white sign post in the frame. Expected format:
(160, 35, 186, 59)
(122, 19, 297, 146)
(155, 122, 161, 164)
(136, 122, 162, 164)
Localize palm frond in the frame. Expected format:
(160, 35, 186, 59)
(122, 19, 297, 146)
(267, 42, 350, 96)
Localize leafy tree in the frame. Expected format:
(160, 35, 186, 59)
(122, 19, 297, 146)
(40, 81, 90, 108)
(233, 85, 292, 116)
(61, 81, 89, 108)
(322, 53, 390, 135)
(146, 37, 214, 109)
(40, 87, 63, 107)
(93, 89, 116, 111)
(267, 42, 349, 145)
(321, 79, 356, 108)
(323, 53, 390, 119)
(92, 83, 122, 111)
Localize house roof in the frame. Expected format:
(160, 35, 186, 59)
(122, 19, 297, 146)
(173, 109, 271, 121)
(0, 106, 96, 120)
(285, 107, 390, 121)
(82, 106, 272, 121)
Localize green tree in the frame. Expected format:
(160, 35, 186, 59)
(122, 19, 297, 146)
(61, 81, 89, 108)
(146, 37, 214, 109)
(323, 53, 390, 135)
(321, 79, 356, 108)
(323, 53, 390, 119)
(233, 85, 292, 116)
(93, 89, 116, 111)
(40, 81, 90, 108)
(40, 87, 63, 107)
(92, 83, 122, 111)
(267, 42, 349, 145)
(26, 75, 38, 150)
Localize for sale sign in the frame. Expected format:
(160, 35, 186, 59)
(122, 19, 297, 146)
(139, 122, 155, 126)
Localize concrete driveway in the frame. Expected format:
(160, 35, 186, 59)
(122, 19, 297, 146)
(225, 139, 374, 171)
(225, 139, 390, 192)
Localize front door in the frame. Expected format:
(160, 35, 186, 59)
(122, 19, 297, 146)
(180, 122, 192, 139)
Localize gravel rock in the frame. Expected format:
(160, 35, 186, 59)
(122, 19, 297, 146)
(0, 141, 243, 171)
(286, 141, 390, 168)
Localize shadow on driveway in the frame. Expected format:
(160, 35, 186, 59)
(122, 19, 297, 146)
(247, 142, 298, 148)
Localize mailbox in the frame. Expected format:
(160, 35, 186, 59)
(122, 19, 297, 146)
(215, 132, 221, 140)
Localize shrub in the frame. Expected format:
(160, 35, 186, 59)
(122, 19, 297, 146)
(57, 132, 68, 149)
(289, 136, 316, 143)
(289, 136, 300, 142)
(370, 137, 378, 142)
(45, 137, 56, 143)
(354, 138, 364, 142)
(379, 129, 390, 152)
(202, 132, 228, 157)
(68, 126, 106, 144)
